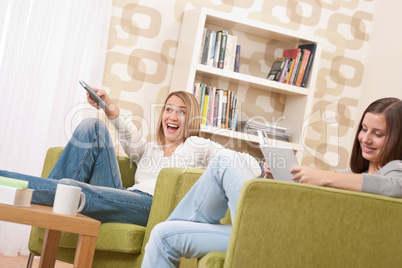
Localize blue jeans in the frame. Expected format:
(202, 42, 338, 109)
(142, 150, 256, 268)
(0, 118, 152, 226)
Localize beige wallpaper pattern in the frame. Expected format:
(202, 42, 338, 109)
(103, 0, 375, 170)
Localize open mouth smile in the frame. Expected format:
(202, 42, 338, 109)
(362, 145, 377, 153)
(167, 123, 179, 133)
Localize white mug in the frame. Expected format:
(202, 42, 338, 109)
(53, 184, 86, 216)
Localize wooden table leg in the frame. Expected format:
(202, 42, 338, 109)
(39, 229, 61, 268)
(73, 234, 97, 267)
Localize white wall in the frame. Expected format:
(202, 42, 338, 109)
(358, 0, 402, 117)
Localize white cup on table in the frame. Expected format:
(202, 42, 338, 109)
(53, 184, 86, 216)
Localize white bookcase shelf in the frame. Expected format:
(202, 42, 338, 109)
(170, 8, 321, 159)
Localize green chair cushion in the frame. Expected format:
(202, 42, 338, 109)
(30, 222, 145, 254)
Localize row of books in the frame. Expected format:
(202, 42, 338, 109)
(266, 43, 316, 88)
(193, 83, 240, 130)
(0, 176, 33, 207)
(199, 29, 241, 72)
(238, 120, 291, 142)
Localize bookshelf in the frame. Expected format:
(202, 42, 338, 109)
(170, 8, 321, 161)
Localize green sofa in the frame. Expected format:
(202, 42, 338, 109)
(198, 179, 402, 267)
(27, 147, 204, 267)
(29, 148, 402, 268)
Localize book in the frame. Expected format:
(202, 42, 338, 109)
(207, 31, 217, 67)
(213, 89, 220, 127)
(0, 185, 34, 207)
(232, 99, 240, 130)
(200, 29, 210, 65)
(201, 86, 210, 125)
(199, 28, 207, 64)
(225, 90, 232, 129)
(193, 82, 202, 105)
(0, 176, 29, 189)
(0, 177, 33, 207)
(226, 35, 238, 72)
(297, 43, 317, 87)
(213, 31, 222, 68)
(295, 49, 311, 87)
(267, 57, 287, 81)
(282, 48, 301, 84)
(221, 90, 228, 128)
(234, 45, 241, 72)
(207, 86, 216, 126)
(277, 58, 290, 83)
(289, 49, 302, 85)
(292, 49, 305, 85)
(223, 34, 233, 71)
(218, 31, 228, 69)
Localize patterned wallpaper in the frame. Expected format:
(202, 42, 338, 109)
(102, 0, 375, 170)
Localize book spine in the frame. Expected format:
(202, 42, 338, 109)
(292, 50, 304, 85)
(233, 100, 240, 131)
(234, 45, 241, 72)
(300, 47, 316, 87)
(218, 31, 228, 69)
(213, 31, 222, 68)
(193, 82, 201, 105)
(199, 83, 206, 111)
(223, 34, 233, 71)
(295, 49, 311, 87)
(221, 90, 228, 128)
(199, 28, 207, 64)
(207, 31, 217, 67)
(207, 86, 216, 126)
(229, 36, 238, 72)
(225, 90, 232, 129)
(201, 87, 210, 125)
(278, 58, 290, 83)
(0, 176, 29, 189)
(213, 90, 220, 127)
(201, 29, 210, 65)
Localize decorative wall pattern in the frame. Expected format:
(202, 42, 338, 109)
(103, 0, 375, 170)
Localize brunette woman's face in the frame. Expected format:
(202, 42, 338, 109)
(162, 95, 186, 145)
(358, 112, 387, 164)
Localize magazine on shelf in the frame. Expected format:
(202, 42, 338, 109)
(258, 130, 299, 183)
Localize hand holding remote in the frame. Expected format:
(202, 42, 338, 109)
(79, 80, 108, 110)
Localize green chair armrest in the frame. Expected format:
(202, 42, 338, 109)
(138, 167, 204, 265)
(201, 179, 402, 268)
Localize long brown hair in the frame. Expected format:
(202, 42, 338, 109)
(155, 91, 201, 145)
(350, 97, 402, 173)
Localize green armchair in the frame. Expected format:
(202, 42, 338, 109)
(27, 147, 204, 267)
(199, 179, 402, 268)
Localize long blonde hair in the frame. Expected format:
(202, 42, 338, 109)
(155, 91, 201, 145)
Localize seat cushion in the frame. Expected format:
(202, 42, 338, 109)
(30, 222, 146, 254)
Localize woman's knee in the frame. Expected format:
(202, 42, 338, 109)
(77, 118, 106, 134)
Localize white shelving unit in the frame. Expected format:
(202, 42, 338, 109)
(170, 8, 321, 160)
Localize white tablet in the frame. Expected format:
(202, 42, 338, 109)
(260, 145, 299, 183)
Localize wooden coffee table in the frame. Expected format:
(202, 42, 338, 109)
(0, 203, 100, 267)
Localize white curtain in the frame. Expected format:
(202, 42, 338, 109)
(0, 0, 112, 256)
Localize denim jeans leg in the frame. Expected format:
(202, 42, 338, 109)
(142, 221, 231, 268)
(167, 149, 256, 223)
(59, 179, 152, 225)
(0, 170, 152, 225)
(48, 118, 123, 189)
(0, 170, 59, 206)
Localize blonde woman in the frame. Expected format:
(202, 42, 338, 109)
(0, 90, 260, 226)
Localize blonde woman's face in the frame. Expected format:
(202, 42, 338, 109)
(162, 95, 187, 145)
